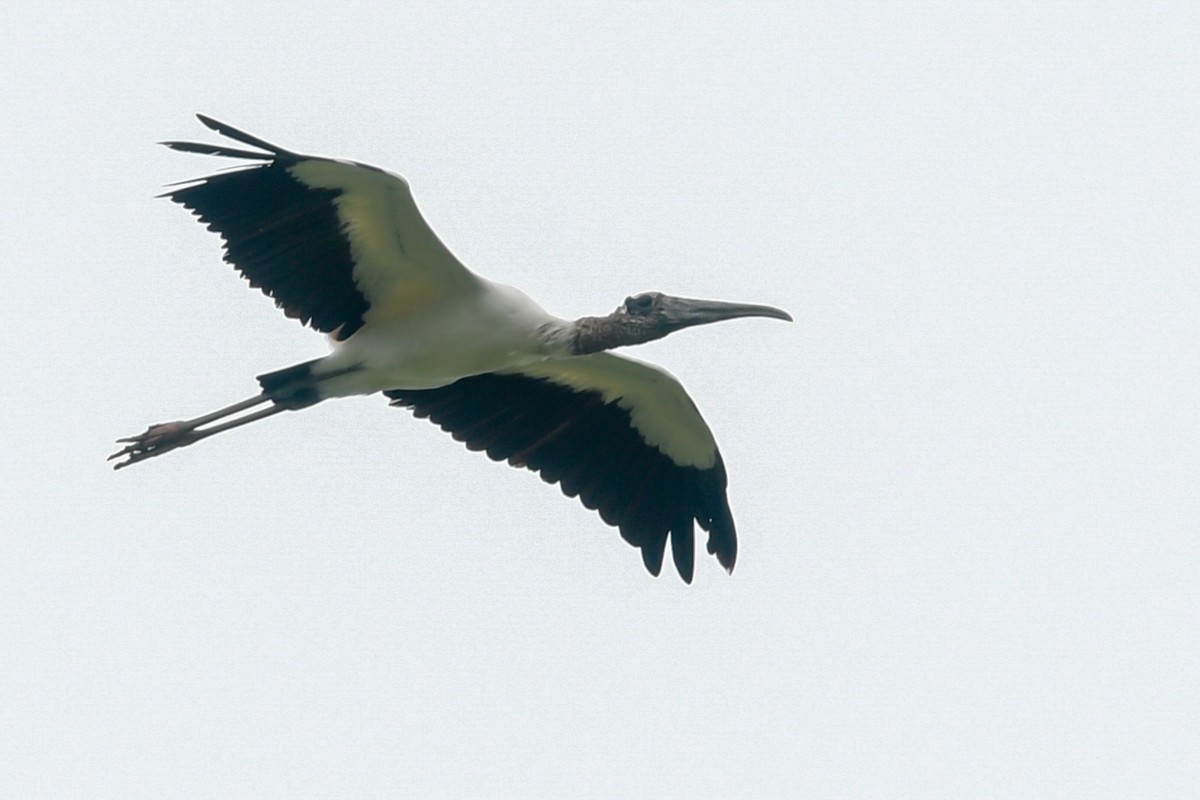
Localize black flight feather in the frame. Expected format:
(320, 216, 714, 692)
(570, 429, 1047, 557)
(386, 372, 738, 582)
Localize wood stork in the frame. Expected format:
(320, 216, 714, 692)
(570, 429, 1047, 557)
(111, 115, 791, 582)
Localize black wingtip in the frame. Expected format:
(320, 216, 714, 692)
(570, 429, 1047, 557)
(670, 525, 696, 584)
(159, 140, 274, 160)
(706, 527, 737, 574)
(191, 114, 295, 158)
(639, 532, 668, 577)
(708, 526, 737, 574)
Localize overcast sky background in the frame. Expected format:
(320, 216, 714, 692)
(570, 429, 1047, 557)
(3, 2, 1198, 797)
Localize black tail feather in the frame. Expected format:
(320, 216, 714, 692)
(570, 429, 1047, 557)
(256, 359, 324, 409)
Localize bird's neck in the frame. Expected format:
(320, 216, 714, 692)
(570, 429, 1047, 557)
(570, 314, 666, 355)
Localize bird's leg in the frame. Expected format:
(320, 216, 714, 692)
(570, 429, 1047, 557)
(108, 393, 285, 470)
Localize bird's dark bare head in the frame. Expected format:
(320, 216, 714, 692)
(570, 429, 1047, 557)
(573, 292, 792, 354)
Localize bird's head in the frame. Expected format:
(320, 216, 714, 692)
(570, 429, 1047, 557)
(573, 292, 792, 354)
(620, 291, 792, 333)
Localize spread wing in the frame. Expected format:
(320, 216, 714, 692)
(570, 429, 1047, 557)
(385, 353, 737, 582)
(161, 115, 480, 340)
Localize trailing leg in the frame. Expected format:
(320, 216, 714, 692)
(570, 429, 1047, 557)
(108, 394, 282, 469)
(108, 358, 350, 470)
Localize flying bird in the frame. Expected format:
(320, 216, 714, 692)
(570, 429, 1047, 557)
(111, 115, 791, 582)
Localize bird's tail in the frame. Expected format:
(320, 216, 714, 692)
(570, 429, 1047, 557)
(256, 359, 325, 410)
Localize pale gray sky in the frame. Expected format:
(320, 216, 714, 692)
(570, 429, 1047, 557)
(3, 2, 1198, 797)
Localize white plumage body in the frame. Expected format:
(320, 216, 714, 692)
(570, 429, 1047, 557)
(317, 279, 573, 395)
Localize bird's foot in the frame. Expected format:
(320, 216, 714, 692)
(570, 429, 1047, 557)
(108, 421, 199, 470)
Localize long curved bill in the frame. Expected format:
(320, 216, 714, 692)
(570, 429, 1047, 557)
(662, 296, 794, 328)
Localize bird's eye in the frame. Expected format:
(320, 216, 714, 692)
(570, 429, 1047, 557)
(625, 294, 655, 314)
